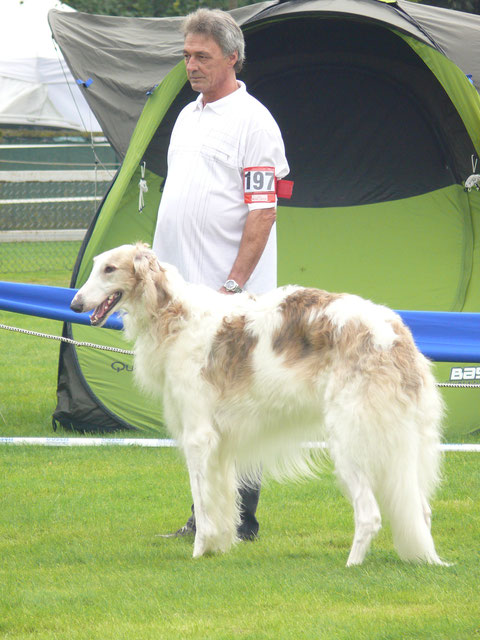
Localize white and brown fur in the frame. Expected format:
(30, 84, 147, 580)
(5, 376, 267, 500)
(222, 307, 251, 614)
(71, 243, 446, 566)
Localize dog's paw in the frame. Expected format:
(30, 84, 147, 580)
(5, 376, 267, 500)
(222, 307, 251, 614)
(192, 529, 235, 558)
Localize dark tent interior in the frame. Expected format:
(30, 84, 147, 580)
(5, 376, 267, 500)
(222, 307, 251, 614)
(146, 16, 475, 209)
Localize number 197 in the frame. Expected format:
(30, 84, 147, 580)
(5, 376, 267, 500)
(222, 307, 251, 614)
(245, 170, 274, 192)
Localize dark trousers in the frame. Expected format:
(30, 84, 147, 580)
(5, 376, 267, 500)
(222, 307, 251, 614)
(187, 483, 260, 539)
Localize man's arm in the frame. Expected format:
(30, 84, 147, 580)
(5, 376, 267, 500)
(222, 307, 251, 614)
(220, 207, 276, 293)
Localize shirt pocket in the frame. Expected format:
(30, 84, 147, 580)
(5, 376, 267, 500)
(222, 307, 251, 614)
(200, 132, 238, 169)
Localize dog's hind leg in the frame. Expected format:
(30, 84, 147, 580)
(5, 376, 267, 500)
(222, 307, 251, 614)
(332, 458, 382, 567)
(421, 493, 432, 531)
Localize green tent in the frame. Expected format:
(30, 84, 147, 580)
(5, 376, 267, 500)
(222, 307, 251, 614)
(49, 0, 480, 438)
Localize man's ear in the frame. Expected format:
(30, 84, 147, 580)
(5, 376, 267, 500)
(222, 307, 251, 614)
(229, 51, 238, 69)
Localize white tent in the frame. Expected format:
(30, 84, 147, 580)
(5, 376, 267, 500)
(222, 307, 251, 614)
(0, 0, 101, 131)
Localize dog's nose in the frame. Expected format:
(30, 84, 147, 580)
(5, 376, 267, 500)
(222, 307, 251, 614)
(70, 297, 83, 313)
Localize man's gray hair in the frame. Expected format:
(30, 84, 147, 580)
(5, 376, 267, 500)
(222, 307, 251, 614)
(182, 8, 245, 73)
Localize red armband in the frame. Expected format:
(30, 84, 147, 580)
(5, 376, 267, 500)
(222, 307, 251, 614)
(243, 167, 294, 204)
(276, 178, 294, 199)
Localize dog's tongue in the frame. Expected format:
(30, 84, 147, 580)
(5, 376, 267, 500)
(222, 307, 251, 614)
(91, 299, 110, 323)
(90, 292, 121, 325)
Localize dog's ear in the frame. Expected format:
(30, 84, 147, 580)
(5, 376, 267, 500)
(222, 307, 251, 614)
(133, 244, 159, 277)
(132, 244, 171, 308)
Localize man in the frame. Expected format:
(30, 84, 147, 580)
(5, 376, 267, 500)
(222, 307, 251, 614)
(153, 8, 289, 540)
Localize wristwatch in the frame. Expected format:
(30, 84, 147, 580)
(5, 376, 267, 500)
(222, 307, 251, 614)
(224, 279, 243, 293)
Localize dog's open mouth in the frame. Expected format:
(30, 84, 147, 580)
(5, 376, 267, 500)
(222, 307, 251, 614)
(90, 292, 122, 326)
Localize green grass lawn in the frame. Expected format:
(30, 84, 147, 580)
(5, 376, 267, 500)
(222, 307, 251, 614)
(1, 258, 480, 639)
(0, 264, 70, 438)
(0, 446, 479, 640)
(0, 313, 66, 439)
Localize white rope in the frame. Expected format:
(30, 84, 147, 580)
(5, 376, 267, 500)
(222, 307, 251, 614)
(0, 323, 133, 355)
(138, 161, 148, 212)
(0, 437, 478, 451)
(0, 437, 175, 447)
(2, 323, 480, 387)
(437, 381, 480, 388)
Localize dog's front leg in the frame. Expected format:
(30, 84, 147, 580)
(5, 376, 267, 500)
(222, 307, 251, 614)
(183, 426, 237, 558)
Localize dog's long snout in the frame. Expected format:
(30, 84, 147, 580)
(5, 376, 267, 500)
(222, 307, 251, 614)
(70, 294, 84, 313)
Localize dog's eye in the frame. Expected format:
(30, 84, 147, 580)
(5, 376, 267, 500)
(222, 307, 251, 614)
(104, 265, 116, 274)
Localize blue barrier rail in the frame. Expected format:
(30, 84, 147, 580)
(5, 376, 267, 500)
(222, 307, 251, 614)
(1, 281, 480, 362)
(0, 281, 123, 330)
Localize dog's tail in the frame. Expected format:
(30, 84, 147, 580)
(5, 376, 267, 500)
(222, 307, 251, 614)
(380, 375, 445, 564)
(380, 463, 443, 564)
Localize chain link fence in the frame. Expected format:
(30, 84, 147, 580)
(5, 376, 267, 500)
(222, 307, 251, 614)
(0, 140, 119, 278)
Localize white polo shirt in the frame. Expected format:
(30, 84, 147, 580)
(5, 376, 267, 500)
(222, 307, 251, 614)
(152, 81, 289, 294)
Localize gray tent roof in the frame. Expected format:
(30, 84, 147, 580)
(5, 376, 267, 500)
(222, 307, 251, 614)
(48, 1, 276, 154)
(49, 0, 480, 157)
(402, 1, 480, 81)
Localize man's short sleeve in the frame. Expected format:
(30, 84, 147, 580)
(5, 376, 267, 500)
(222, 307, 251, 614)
(243, 125, 290, 211)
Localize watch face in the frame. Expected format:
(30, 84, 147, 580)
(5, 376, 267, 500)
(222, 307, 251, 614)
(225, 280, 236, 291)
(224, 279, 242, 293)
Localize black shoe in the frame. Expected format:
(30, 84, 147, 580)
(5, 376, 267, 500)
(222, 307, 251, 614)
(158, 519, 257, 541)
(237, 527, 258, 541)
(157, 522, 196, 538)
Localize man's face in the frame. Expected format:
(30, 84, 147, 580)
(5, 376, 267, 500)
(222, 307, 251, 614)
(183, 33, 238, 103)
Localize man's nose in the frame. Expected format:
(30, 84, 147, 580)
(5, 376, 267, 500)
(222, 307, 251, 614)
(186, 56, 197, 72)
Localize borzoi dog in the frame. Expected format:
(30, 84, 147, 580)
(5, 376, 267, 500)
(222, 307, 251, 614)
(71, 243, 446, 566)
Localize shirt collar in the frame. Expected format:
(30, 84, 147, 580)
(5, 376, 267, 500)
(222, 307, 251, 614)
(194, 81, 246, 114)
